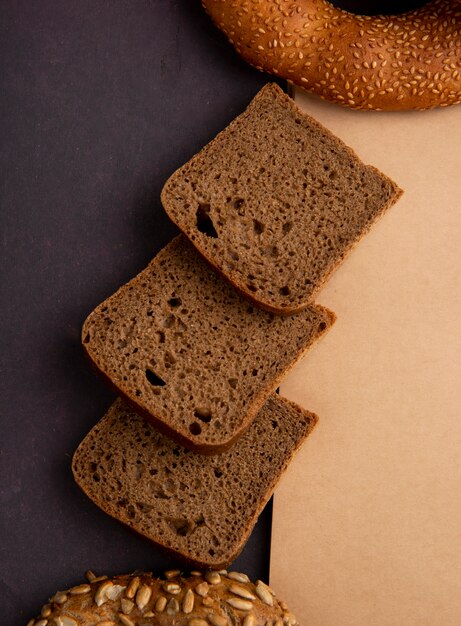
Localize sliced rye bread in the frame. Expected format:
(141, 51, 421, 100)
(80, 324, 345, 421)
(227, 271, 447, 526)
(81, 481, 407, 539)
(82, 235, 334, 454)
(72, 395, 318, 569)
(161, 83, 403, 314)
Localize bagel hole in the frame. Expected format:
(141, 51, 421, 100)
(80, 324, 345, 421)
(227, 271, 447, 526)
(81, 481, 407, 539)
(330, 0, 425, 15)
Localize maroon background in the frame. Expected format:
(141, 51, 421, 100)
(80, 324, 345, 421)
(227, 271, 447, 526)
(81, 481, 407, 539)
(0, 1, 426, 624)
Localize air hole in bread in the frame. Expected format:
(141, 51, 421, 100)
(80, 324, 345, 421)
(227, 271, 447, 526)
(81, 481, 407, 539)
(157, 331, 165, 343)
(318, 321, 327, 331)
(194, 408, 212, 423)
(253, 219, 264, 234)
(280, 286, 291, 296)
(163, 315, 175, 328)
(195, 514, 206, 528)
(83, 332, 90, 344)
(282, 221, 293, 234)
(247, 283, 257, 293)
(145, 369, 166, 387)
(168, 297, 182, 308)
(214, 468, 223, 478)
(233, 198, 245, 214)
(164, 352, 176, 368)
(169, 517, 193, 537)
(228, 378, 238, 389)
(196, 203, 218, 238)
(189, 422, 202, 436)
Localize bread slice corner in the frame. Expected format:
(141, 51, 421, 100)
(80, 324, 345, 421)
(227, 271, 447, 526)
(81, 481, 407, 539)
(161, 82, 403, 313)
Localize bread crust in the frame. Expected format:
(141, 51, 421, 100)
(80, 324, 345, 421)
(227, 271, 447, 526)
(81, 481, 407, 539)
(27, 570, 300, 626)
(201, 0, 461, 111)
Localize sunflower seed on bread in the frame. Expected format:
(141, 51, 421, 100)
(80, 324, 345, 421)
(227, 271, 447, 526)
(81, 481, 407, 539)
(26, 571, 298, 626)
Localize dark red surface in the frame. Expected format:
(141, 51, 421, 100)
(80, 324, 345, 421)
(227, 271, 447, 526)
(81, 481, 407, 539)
(0, 1, 427, 623)
(0, 2, 270, 624)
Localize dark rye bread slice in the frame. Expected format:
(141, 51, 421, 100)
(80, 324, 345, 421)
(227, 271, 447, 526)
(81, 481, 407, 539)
(72, 395, 318, 568)
(161, 83, 403, 314)
(82, 235, 334, 454)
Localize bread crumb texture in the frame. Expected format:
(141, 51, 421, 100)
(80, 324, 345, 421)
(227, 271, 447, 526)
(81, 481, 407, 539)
(72, 397, 317, 568)
(82, 235, 333, 452)
(162, 84, 402, 312)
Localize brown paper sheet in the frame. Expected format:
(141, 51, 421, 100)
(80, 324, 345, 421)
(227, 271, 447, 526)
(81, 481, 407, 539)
(270, 88, 461, 625)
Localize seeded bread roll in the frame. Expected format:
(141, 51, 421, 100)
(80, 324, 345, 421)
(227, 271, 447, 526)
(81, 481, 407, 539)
(161, 84, 402, 313)
(26, 569, 299, 626)
(201, 0, 461, 111)
(82, 235, 334, 454)
(72, 396, 317, 568)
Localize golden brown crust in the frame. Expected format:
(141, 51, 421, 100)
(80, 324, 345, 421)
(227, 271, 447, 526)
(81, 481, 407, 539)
(27, 570, 299, 626)
(201, 0, 461, 111)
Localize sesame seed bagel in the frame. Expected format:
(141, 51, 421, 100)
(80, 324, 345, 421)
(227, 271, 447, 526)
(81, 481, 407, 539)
(27, 570, 298, 626)
(201, 0, 461, 110)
